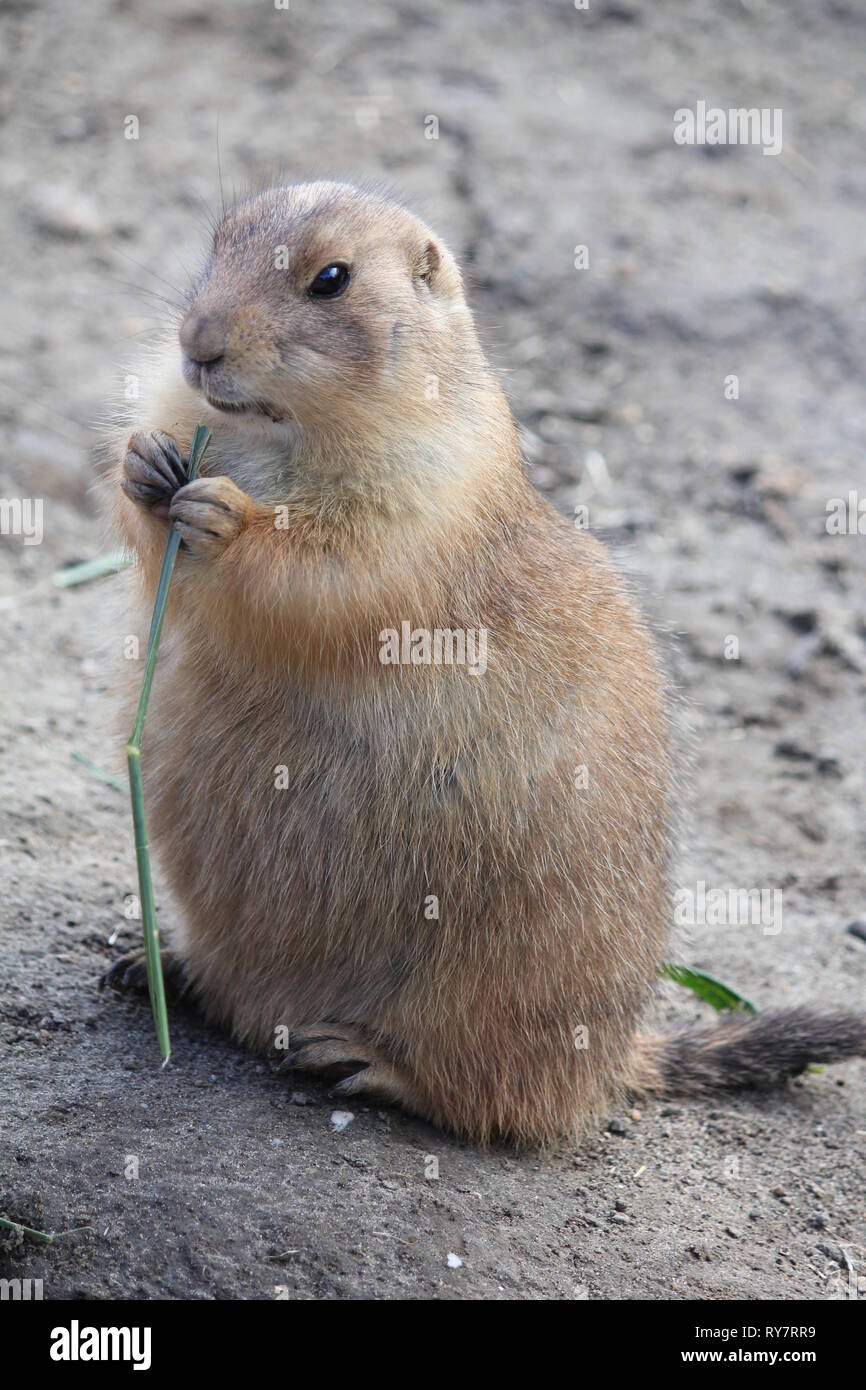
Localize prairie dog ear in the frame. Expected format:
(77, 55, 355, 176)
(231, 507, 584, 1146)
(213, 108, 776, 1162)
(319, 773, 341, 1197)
(412, 238, 442, 287)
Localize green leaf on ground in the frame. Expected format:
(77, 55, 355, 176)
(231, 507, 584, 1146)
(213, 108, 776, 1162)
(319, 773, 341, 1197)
(662, 963, 757, 1014)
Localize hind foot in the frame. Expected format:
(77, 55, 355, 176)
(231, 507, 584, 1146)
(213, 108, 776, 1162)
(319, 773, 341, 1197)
(280, 1024, 419, 1109)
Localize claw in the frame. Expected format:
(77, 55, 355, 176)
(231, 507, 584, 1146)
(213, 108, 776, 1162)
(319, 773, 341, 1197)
(281, 1033, 375, 1075)
(330, 1062, 417, 1107)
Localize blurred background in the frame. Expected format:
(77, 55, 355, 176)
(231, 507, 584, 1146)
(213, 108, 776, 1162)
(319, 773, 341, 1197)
(1, 0, 864, 1300)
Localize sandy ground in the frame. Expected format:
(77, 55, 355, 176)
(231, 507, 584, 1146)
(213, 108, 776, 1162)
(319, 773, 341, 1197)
(1, 0, 865, 1300)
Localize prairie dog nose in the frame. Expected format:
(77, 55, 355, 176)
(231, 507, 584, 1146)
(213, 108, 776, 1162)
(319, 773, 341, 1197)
(180, 310, 226, 365)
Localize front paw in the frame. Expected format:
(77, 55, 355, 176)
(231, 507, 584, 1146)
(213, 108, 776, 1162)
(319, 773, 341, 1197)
(101, 946, 190, 1000)
(122, 430, 187, 518)
(170, 476, 250, 559)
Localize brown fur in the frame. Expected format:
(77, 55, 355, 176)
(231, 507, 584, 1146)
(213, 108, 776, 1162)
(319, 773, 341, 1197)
(106, 182, 864, 1146)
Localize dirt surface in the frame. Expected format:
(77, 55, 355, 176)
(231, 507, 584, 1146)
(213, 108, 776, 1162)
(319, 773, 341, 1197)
(1, 0, 865, 1301)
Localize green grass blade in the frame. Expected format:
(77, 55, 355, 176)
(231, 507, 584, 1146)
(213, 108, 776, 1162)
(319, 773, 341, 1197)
(126, 747, 169, 1059)
(127, 424, 212, 1062)
(662, 963, 757, 1014)
(52, 549, 132, 588)
(0, 1215, 54, 1244)
(71, 750, 125, 792)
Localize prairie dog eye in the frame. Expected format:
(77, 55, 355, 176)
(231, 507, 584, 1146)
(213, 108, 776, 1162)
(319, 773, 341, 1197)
(309, 263, 350, 298)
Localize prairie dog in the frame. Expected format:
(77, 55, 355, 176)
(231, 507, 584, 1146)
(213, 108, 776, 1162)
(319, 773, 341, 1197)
(106, 181, 865, 1146)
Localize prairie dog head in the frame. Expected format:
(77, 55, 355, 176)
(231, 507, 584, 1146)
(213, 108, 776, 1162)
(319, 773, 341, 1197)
(179, 182, 478, 441)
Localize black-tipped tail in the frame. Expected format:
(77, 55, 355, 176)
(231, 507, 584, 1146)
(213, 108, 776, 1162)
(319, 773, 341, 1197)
(631, 1008, 866, 1098)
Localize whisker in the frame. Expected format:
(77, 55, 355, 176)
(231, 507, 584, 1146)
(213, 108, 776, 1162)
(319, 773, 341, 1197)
(217, 112, 226, 219)
(111, 246, 191, 304)
(102, 278, 187, 315)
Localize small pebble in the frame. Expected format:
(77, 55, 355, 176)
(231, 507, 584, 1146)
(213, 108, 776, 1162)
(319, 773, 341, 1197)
(28, 183, 106, 238)
(816, 1241, 844, 1267)
(330, 1110, 354, 1132)
(815, 748, 841, 777)
(447, 1252, 463, 1269)
(774, 739, 813, 761)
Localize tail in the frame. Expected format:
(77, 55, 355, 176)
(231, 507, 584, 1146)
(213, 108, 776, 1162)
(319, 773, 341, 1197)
(630, 1007, 866, 1098)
